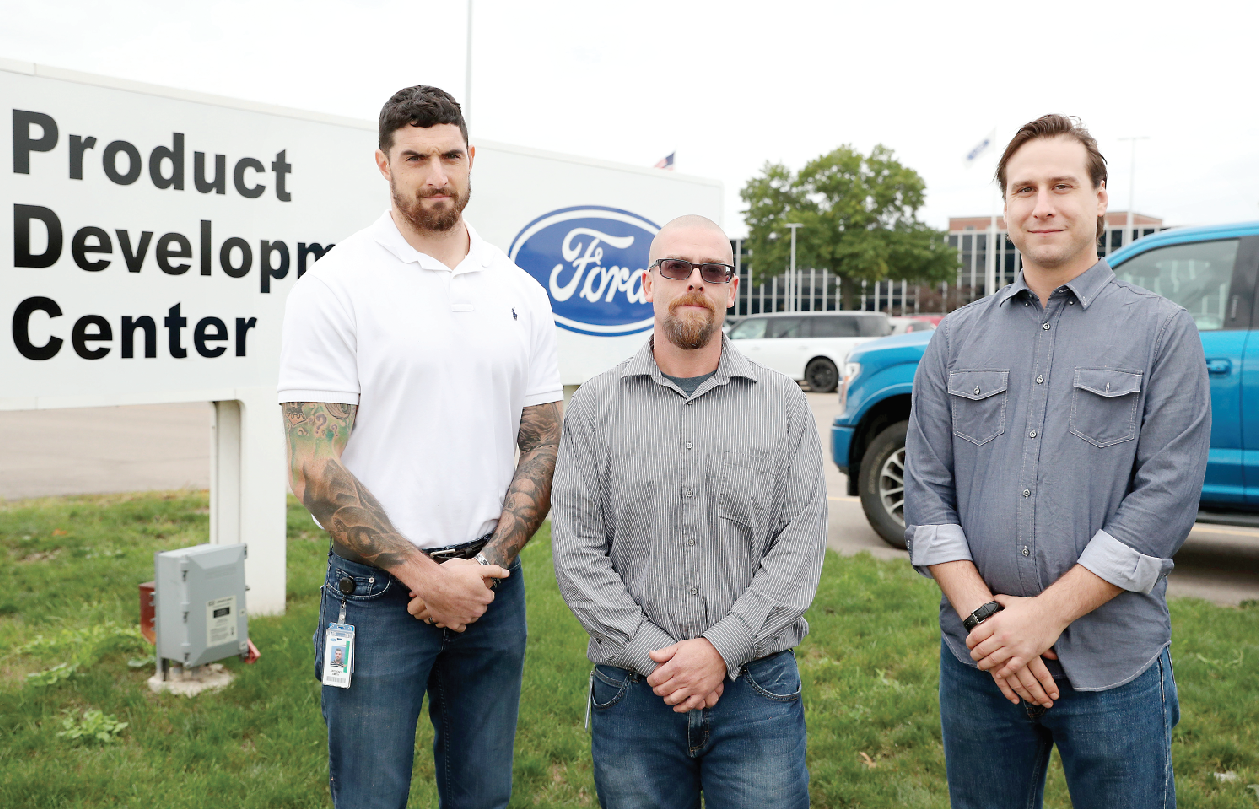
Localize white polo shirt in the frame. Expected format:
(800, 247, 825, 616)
(278, 211, 562, 549)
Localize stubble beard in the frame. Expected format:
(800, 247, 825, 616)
(663, 291, 719, 351)
(391, 177, 472, 233)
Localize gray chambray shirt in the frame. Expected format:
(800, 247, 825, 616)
(904, 260, 1210, 691)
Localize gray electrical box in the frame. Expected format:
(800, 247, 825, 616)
(154, 543, 249, 668)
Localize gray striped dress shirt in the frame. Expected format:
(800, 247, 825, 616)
(552, 336, 827, 678)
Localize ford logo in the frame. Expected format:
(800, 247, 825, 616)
(508, 206, 657, 336)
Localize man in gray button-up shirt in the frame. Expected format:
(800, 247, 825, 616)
(553, 215, 826, 809)
(905, 115, 1209, 808)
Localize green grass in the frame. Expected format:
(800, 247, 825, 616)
(1, 491, 1256, 808)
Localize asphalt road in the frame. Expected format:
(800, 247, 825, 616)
(3, 396, 1257, 606)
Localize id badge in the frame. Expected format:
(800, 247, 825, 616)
(322, 623, 355, 688)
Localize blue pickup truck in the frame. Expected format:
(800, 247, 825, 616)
(832, 221, 1259, 547)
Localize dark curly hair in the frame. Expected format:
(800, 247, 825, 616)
(996, 114, 1108, 240)
(378, 85, 468, 153)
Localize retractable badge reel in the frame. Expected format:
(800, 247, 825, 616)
(322, 599, 355, 688)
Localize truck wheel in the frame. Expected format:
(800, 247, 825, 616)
(805, 358, 839, 392)
(859, 420, 909, 549)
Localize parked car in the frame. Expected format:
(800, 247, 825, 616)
(888, 316, 937, 335)
(727, 311, 891, 392)
(833, 221, 1259, 547)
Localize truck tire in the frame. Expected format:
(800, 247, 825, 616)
(858, 420, 909, 549)
(805, 358, 839, 392)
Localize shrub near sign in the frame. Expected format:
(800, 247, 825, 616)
(508, 206, 657, 336)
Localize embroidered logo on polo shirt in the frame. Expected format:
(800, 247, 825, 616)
(512, 307, 518, 321)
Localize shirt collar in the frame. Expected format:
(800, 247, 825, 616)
(997, 258, 1114, 310)
(370, 210, 491, 274)
(622, 333, 759, 388)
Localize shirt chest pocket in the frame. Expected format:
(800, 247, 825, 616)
(947, 370, 1009, 446)
(717, 450, 773, 531)
(1070, 368, 1142, 448)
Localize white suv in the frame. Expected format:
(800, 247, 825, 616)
(726, 312, 891, 392)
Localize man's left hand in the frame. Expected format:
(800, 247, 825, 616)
(967, 594, 1066, 679)
(647, 638, 727, 712)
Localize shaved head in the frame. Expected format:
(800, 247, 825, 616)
(649, 215, 732, 265)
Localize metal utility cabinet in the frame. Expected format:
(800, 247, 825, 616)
(154, 543, 250, 668)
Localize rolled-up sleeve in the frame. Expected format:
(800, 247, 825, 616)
(551, 389, 673, 676)
(904, 324, 973, 576)
(1080, 308, 1210, 592)
(703, 389, 827, 677)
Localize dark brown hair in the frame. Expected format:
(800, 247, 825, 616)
(378, 85, 468, 153)
(996, 114, 1108, 240)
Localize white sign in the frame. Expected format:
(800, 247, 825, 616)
(1, 61, 723, 613)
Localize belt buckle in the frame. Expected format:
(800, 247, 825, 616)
(428, 547, 460, 560)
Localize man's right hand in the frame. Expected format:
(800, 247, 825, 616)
(405, 559, 508, 632)
(990, 650, 1059, 707)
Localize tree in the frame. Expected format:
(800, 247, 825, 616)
(740, 145, 957, 307)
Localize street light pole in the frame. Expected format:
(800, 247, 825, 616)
(1118, 136, 1149, 247)
(464, 0, 473, 132)
(786, 223, 803, 312)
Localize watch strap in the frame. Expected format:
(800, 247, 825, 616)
(963, 600, 1004, 631)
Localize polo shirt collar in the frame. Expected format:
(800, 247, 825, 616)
(997, 258, 1114, 310)
(622, 334, 760, 387)
(369, 210, 492, 274)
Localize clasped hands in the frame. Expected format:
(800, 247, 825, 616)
(966, 594, 1066, 708)
(646, 638, 727, 714)
(406, 557, 508, 633)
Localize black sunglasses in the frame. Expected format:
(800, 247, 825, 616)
(650, 258, 736, 285)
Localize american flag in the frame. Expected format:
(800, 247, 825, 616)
(653, 152, 675, 171)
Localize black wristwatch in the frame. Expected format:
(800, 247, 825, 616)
(963, 601, 1004, 631)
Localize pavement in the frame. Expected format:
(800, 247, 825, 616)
(3, 395, 1257, 605)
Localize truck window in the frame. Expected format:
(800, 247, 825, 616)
(858, 314, 893, 337)
(1114, 239, 1239, 331)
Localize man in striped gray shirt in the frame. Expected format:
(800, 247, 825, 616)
(552, 215, 827, 809)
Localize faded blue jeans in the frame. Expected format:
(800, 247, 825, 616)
(589, 649, 809, 809)
(939, 639, 1179, 809)
(314, 551, 526, 809)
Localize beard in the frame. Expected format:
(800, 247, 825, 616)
(391, 177, 472, 233)
(662, 291, 719, 350)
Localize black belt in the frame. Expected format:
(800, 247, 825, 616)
(331, 533, 493, 568)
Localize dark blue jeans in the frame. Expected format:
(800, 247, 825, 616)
(589, 649, 809, 809)
(939, 639, 1179, 809)
(314, 552, 526, 809)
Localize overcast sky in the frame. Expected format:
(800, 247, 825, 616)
(5, 0, 1256, 238)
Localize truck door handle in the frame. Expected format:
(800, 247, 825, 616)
(1206, 358, 1232, 375)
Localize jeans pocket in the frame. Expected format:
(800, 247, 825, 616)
(324, 556, 393, 601)
(743, 650, 802, 702)
(1070, 368, 1142, 447)
(591, 665, 633, 709)
(947, 370, 1009, 446)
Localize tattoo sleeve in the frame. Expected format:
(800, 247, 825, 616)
(282, 402, 419, 570)
(480, 401, 562, 568)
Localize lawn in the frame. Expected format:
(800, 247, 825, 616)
(1, 490, 1256, 807)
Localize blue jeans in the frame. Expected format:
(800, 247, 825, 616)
(939, 639, 1179, 809)
(314, 551, 527, 809)
(589, 649, 809, 809)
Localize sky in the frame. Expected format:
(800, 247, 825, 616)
(4, 0, 1256, 239)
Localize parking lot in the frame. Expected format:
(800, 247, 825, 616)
(3, 396, 1257, 605)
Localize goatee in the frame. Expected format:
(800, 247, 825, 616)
(663, 291, 718, 350)
(392, 179, 471, 233)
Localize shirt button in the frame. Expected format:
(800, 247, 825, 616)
(1042, 322, 1050, 330)
(689, 587, 698, 595)
(1022, 546, 1030, 557)
(1068, 300, 1075, 305)
(1036, 375, 1044, 384)
(688, 538, 695, 546)
(1029, 430, 1037, 438)
(686, 441, 693, 450)
(1022, 489, 1031, 497)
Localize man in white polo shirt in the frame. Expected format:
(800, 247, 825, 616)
(278, 84, 562, 809)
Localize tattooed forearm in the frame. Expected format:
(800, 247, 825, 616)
(480, 401, 562, 568)
(282, 402, 419, 571)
